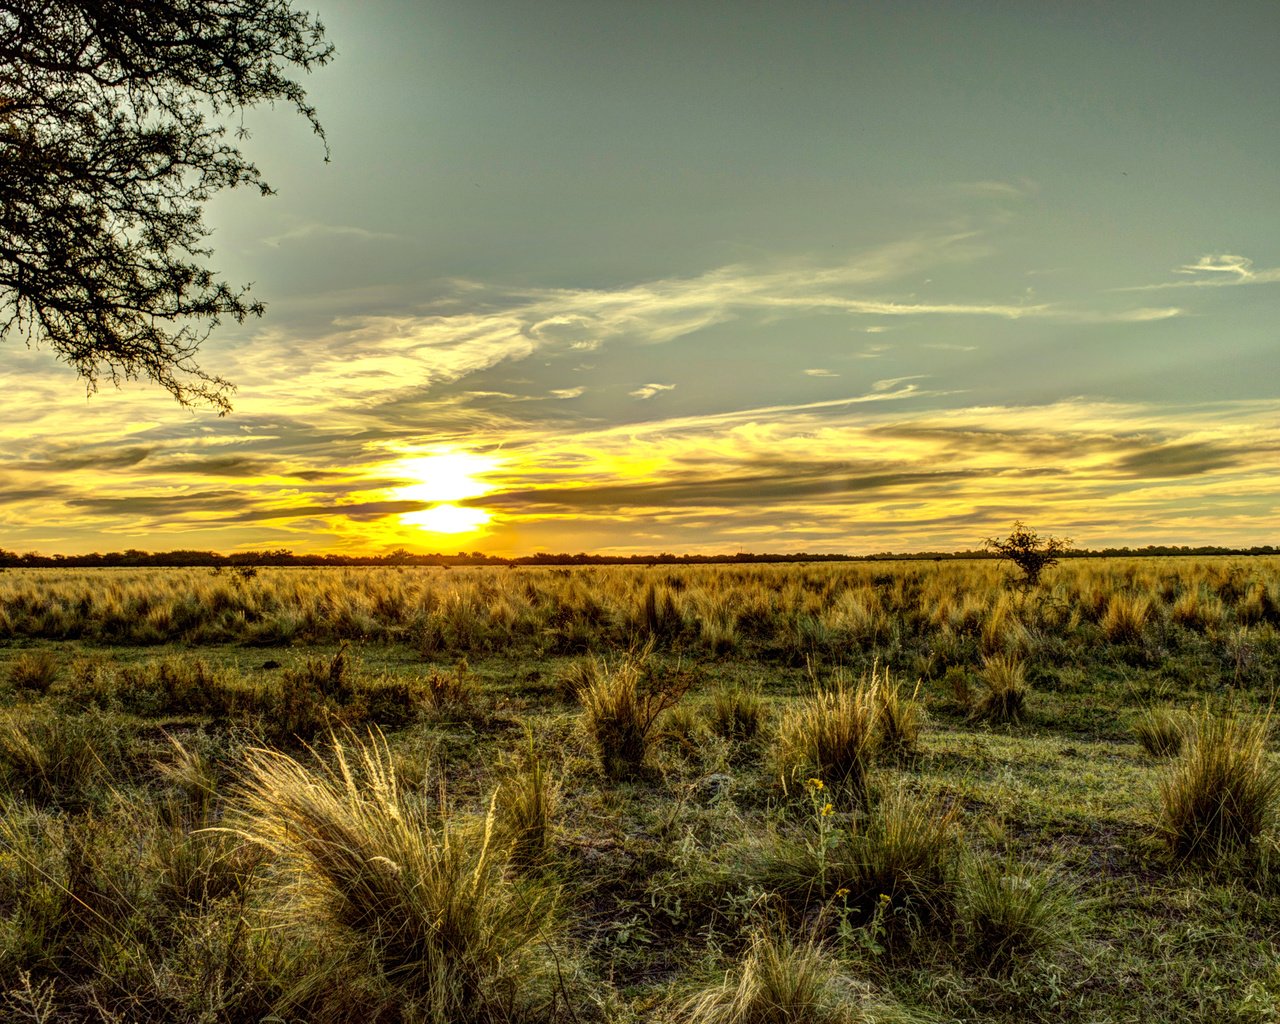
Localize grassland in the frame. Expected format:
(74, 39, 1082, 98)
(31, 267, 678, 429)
(1, 557, 1279, 1022)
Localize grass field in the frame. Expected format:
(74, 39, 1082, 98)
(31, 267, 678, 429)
(2, 558, 1279, 1022)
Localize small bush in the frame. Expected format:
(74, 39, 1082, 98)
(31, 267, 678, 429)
(1158, 709, 1280, 860)
(973, 655, 1028, 724)
(229, 730, 562, 1022)
(580, 650, 688, 781)
(1133, 707, 1192, 758)
(957, 855, 1075, 972)
(7, 650, 61, 695)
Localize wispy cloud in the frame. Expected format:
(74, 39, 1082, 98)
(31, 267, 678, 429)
(630, 383, 676, 400)
(803, 368, 839, 378)
(262, 221, 401, 247)
(1118, 253, 1280, 291)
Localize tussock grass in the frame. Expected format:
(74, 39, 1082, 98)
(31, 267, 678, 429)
(778, 675, 880, 800)
(1158, 709, 1280, 860)
(0, 709, 126, 808)
(679, 925, 909, 1024)
(753, 782, 961, 930)
(707, 683, 768, 743)
(6, 650, 61, 695)
(957, 854, 1075, 972)
(1101, 593, 1152, 643)
(1132, 706, 1193, 758)
(580, 647, 688, 780)
(497, 732, 559, 870)
(973, 655, 1028, 724)
(869, 666, 924, 761)
(228, 730, 561, 1022)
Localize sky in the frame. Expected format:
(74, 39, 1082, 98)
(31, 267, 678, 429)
(3, 0, 1279, 556)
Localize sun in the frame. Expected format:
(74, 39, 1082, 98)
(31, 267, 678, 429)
(389, 448, 501, 536)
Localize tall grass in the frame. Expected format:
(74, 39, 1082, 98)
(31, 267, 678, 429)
(580, 647, 688, 780)
(228, 730, 561, 1022)
(1158, 709, 1280, 860)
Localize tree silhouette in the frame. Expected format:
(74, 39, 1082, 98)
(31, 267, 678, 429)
(984, 521, 1071, 589)
(0, 1, 333, 412)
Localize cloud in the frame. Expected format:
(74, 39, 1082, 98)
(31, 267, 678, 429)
(262, 221, 400, 247)
(1119, 253, 1280, 291)
(549, 387, 585, 399)
(803, 368, 839, 378)
(630, 383, 676, 400)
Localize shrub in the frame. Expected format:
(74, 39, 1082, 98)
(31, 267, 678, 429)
(973, 655, 1028, 724)
(957, 855, 1075, 972)
(1133, 707, 1192, 758)
(1158, 710, 1280, 860)
(983, 521, 1070, 589)
(6, 650, 60, 695)
(228, 730, 562, 1022)
(580, 650, 688, 781)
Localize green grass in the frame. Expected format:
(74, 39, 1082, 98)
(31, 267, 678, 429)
(3, 559, 1280, 1022)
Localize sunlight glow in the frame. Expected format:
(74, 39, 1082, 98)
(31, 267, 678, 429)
(388, 448, 501, 538)
(400, 503, 492, 535)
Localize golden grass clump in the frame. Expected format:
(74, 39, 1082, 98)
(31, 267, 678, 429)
(679, 926, 885, 1024)
(957, 855, 1075, 973)
(580, 648, 688, 780)
(496, 732, 559, 870)
(973, 655, 1028, 724)
(707, 683, 768, 743)
(778, 678, 880, 800)
(1158, 710, 1280, 860)
(229, 730, 561, 1022)
(6, 650, 61, 694)
(1132, 707, 1193, 758)
(1100, 593, 1152, 643)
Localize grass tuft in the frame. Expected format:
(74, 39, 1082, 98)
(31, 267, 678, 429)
(973, 655, 1028, 724)
(1132, 706, 1192, 758)
(957, 854, 1075, 972)
(777, 674, 880, 800)
(7, 650, 61, 695)
(580, 647, 688, 781)
(228, 729, 561, 1022)
(1158, 709, 1280, 860)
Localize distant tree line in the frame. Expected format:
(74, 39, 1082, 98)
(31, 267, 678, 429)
(0, 544, 1275, 569)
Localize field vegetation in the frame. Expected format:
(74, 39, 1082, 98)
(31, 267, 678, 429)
(1, 557, 1279, 1021)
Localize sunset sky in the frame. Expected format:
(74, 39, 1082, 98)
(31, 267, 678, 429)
(3, 0, 1279, 556)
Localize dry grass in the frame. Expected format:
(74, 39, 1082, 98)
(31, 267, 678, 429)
(1157, 709, 1280, 860)
(973, 655, 1028, 724)
(778, 673, 881, 799)
(678, 925, 913, 1024)
(1132, 706, 1193, 758)
(957, 854, 1076, 972)
(228, 730, 561, 1022)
